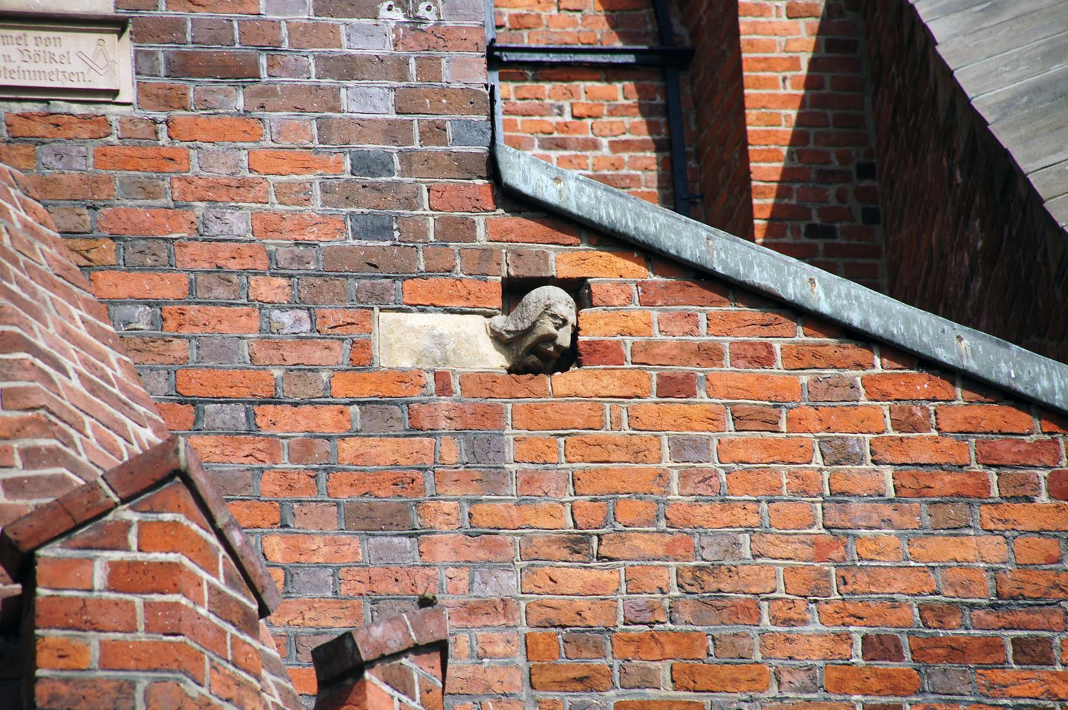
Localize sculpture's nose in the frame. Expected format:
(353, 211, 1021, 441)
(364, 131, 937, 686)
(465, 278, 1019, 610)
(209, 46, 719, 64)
(555, 324, 572, 350)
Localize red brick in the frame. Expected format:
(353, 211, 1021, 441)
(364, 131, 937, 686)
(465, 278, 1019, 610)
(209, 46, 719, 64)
(402, 278, 501, 308)
(90, 272, 188, 300)
(780, 342, 872, 369)
(672, 663, 770, 692)
(337, 438, 434, 467)
(719, 437, 813, 463)
(7, 112, 110, 138)
(824, 666, 921, 696)
(706, 311, 795, 337)
(332, 370, 426, 397)
(513, 402, 604, 430)
(429, 182, 496, 212)
(870, 436, 970, 465)
(707, 372, 802, 401)
(176, 368, 274, 397)
(487, 216, 581, 245)
(628, 403, 726, 432)
(255, 404, 351, 433)
(552, 370, 651, 398)
(937, 405, 1033, 433)
(174, 241, 268, 269)
(262, 534, 361, 563)
(530, 663, 612, 691)
(786, 405, 884, 433)
(977, 439, 1061, 466)
(97, 208, 197, 236)
(94, 146, 189, 172)
(171, 176, 269, 203)
(637, 280, 729, 306)
(252, 212, 347, 241)
(565, 435, 661, 463)
(167, 115, 263, 142)
(579, 310, 653, 337)
(632, 341, 724, 367)
(556, 250, 648, 278)
(249, 149, 345, 175)
(862, 373, 956, 400)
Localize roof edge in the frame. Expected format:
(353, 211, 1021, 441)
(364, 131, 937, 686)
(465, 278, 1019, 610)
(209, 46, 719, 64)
(494, 143, 1068, 415)
(0, 435, 282, 617)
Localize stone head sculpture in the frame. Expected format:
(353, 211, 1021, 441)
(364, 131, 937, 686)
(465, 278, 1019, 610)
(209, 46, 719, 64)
(488, 286, 577, 374)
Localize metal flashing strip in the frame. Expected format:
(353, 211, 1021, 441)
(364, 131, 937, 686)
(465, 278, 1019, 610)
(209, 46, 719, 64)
(494, 143, 1068, 415)
(487, 43, 695, 67)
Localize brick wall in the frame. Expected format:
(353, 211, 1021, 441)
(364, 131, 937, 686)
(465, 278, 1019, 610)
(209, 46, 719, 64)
(0, 163, 167, 528)
(676, 0, 754, 238)
(2, 0, 1068, 708)
(498, 0, 884, 287)
(496, 0, 698, 209)
(863, 1, 1068, 362)
(737, 0, 883, 289)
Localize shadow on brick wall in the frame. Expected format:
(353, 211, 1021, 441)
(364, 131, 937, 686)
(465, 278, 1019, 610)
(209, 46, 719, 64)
(745, 0, 884, 291)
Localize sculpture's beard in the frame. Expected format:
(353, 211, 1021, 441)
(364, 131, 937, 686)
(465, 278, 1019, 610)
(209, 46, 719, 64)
(510, 351, 551, 374)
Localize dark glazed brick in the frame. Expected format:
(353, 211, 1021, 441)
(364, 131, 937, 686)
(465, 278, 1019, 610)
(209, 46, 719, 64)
(343, 501, 413, 531)
(398, 151, 489, 180)
(1012, 636, 1055, 665)
(861, 207, 881, 225)
(862, 634, 904, 661)
(356, 280, 396, 304)
(322, 245, 418, 274)
(165, 51, 259, 79)
(818, 437, 865, 466)
(359, 405, 405, 432)
(856, 162, 877, 180)
(669, 436, 711, 463)
(506, 249, 550, 278)
(451, 120, 491, 147)
(288, 567, 334, 595)
(461, 435, 506, 465)
(315, 55, 409, 82)
(349, 214, 394, 242)
(276, 246, 318, 270)
(349, 150, 395, 178)
(124, 241, 170, 268)
(245, 85, 341, 112)
(804, 223, 838, 240)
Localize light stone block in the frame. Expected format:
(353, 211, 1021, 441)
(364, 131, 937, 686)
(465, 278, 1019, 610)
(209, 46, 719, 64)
(379, 312, 509, 369)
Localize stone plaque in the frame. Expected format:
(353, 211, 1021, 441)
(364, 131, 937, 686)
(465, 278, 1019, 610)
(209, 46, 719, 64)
(0, 18, 132, 102)
(379, 313, 510, 370)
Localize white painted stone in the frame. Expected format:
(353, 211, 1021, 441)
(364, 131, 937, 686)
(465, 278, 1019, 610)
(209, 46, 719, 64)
(379, 312, 509, 369)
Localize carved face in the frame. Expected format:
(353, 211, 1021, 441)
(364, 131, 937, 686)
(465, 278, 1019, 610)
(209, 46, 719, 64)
(511, 306, 576, 374)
